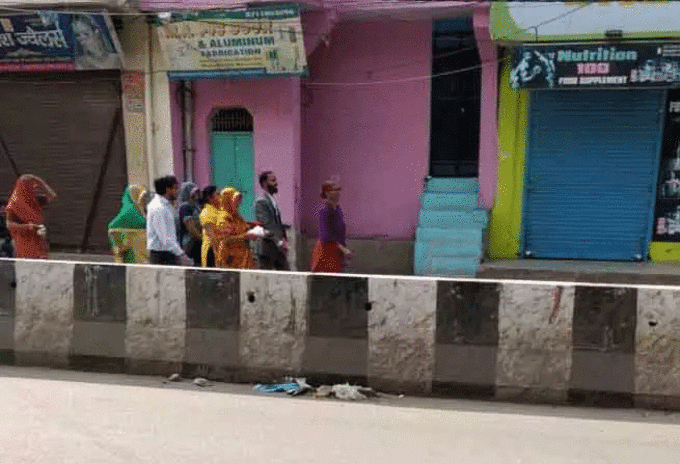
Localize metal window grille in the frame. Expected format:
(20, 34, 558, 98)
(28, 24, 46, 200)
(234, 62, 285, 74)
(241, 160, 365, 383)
(211, 108, 253, 132)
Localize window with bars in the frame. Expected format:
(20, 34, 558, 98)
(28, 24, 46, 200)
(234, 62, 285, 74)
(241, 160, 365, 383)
(211, 108, 253, 132)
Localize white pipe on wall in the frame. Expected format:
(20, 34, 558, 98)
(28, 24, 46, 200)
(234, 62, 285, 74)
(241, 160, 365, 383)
(182, 80, 194, 182)
(144, 20, 156, 191)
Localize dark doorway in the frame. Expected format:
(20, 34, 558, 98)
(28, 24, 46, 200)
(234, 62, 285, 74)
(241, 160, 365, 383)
(430, 19, 481, 178)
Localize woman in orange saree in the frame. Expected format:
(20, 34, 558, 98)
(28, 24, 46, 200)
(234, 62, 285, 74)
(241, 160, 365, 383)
(5, 174, 57, 259)
(216, 187, 254, 269)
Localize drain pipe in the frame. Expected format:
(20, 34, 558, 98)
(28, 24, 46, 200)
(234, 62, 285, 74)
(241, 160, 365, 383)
(145, 17, 156, 192)
(181, 80, 194, 182)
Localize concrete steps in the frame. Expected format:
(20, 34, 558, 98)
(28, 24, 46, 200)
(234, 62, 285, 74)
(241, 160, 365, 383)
(421, 192, 478, 211)
(418, 210, 488, 229)
(413, 178, 487, 278)
(426, 177, 478, 193)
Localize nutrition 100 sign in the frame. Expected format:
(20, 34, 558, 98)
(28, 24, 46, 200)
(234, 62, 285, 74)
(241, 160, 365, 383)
(510, 43, 680, 89)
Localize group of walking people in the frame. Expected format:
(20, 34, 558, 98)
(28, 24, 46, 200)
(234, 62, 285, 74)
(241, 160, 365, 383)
(107, 173, 282, 270)
(107, 172, 351, 272)
(1, 171, 350, 273)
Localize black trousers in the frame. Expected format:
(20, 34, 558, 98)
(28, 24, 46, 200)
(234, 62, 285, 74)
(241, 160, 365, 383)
(186, 240, 202, 267)
(149, 250, 180, 266)
(257, 251, 289, 271)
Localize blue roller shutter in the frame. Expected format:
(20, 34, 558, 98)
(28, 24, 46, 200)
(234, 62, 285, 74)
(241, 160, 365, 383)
(523, 89, 664, 261)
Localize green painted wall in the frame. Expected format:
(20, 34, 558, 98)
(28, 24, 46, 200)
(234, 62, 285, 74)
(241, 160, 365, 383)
(487, 62, 529, 259)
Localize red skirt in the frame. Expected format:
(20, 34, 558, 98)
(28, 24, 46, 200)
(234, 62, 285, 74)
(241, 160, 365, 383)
(310, 241, 343, 273)
(11, 229, 48, 259)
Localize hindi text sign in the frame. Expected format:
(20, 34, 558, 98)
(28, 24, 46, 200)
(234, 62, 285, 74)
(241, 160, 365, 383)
(155, 6, 307, 78)
(0, 12, 123, 72)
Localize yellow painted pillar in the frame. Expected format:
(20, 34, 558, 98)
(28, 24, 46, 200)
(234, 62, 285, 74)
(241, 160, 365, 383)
(487, 62, 530, 259)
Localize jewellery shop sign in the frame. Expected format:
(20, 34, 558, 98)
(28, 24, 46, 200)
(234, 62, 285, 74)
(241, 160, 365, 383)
(0, 12, 123, 72)
(154, 5, 307, 79)
(511, 42, 680, 89)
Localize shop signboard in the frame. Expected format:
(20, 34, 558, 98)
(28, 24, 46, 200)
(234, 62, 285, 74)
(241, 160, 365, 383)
(653, 88, 680, 243)
(154, 5, 307, 79)
(0, 12, 123, 71)
(492, 1, 680, 43)
(510, 42, 680, 90)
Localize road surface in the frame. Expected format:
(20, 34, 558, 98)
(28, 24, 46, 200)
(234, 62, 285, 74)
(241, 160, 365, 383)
(1, 367, 679, 464)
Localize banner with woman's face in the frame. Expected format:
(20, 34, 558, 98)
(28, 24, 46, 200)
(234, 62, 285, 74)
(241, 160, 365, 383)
(0, 12, 123, 72)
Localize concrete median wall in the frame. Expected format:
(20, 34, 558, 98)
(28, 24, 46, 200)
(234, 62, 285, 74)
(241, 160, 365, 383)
(0, 258, 678, 410)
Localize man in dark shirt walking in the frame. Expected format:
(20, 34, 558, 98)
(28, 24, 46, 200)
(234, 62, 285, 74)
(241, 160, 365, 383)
(254, 171, 289, 270)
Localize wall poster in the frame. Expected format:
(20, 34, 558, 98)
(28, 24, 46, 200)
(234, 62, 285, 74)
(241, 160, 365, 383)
(511, 43, 680, 90)
(653, 88, 680, 242)
(0, 12, 123, 71)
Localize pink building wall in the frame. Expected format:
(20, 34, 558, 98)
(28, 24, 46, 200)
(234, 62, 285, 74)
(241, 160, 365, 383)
(300, 19, 432, 240)
(473, 7, 498, 209)
(164, 3, 498, 243)
(183, 78, 302, 225)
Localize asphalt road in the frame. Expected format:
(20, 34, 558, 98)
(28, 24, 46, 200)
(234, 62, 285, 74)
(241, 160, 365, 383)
(1, 367, 679, 464)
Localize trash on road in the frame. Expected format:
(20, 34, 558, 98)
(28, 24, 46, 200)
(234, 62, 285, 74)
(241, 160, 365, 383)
(167, 373, 182, 382)
(314, 385, 333, 398)
(193, 377, 211, 387)
(253, 378, 312, 396)
(331, 383, 378, 401)
(253, 378, 378, 401)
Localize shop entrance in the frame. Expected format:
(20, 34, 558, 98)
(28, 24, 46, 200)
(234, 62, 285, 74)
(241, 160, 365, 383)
(429, 19, 481, 178)
(523, 89, 664, 261)
(210, 108, 255, 221)
(0, 72, 126, 251)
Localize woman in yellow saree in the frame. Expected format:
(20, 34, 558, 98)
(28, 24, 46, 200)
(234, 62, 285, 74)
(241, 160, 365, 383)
(199, 185, 222, 268)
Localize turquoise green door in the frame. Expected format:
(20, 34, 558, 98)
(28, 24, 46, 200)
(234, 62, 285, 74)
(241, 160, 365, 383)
(210, 132, 255, 221)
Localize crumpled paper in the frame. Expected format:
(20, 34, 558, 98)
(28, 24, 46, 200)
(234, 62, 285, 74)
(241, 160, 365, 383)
(247, 225, 267, 239)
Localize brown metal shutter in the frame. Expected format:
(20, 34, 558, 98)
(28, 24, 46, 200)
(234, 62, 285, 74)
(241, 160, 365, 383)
(0, 71, 127, 252)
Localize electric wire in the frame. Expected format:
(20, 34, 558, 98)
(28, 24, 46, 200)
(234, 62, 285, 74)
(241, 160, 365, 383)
(0, 1, 590, 88)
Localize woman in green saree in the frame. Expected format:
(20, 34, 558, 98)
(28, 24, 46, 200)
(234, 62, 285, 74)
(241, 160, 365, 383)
(108, 185, 148, 264)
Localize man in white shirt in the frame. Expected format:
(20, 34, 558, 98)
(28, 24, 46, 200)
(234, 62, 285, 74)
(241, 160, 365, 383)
(147, 175, 190, 266)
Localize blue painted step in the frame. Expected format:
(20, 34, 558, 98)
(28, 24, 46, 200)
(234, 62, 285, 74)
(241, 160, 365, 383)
(421, 192, 478, 211)
(415, 178, 486, 278)
(421, 257, 479, 276)
(415, 227, 483, 244)
(417, 241, 482, 259)
(414, 250, 480, 274)
(426, 178, 478, 193)
(418, 210, 488, 229)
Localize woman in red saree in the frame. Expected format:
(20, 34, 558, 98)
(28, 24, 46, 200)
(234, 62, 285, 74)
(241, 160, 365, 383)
(5, 174, 57, 259)
(311, 180, 351, 273)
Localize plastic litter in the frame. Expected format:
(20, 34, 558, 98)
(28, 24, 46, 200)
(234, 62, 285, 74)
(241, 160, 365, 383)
(253, 381, 300, 394)
(314, 385, 333, 398)
(332, 384, 367, 401)
(289, 378, 313, 396)
(252, 379, 377, 400)
(253, 378, 312, 396)
(193, 377, 210, 387)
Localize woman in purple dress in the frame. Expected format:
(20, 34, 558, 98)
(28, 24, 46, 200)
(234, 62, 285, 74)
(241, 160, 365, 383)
(311, 180, 352, 272)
